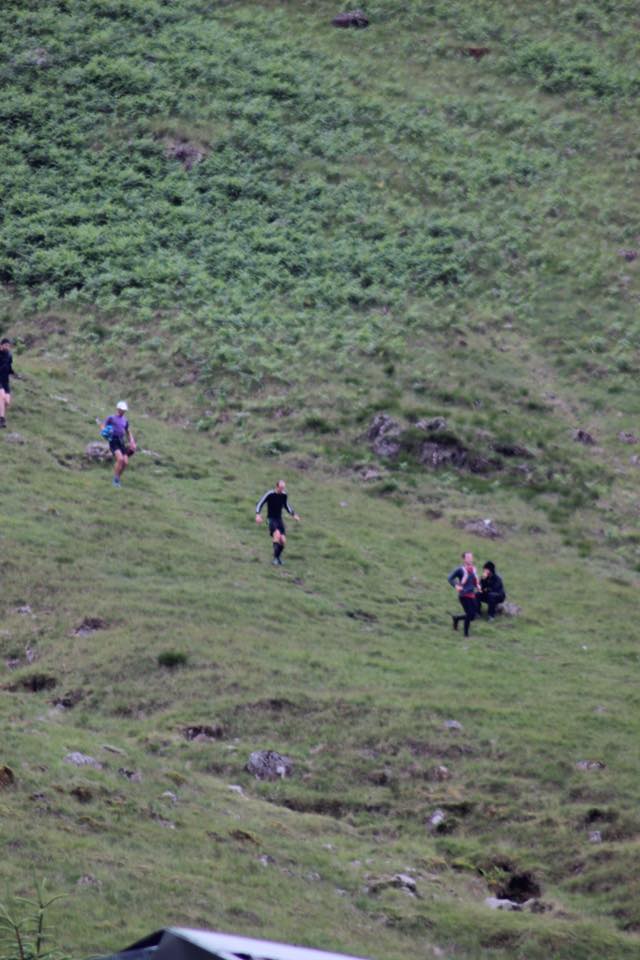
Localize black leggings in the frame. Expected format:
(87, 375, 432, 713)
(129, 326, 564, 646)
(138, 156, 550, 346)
(454, 595, 477, 636)
(478, 592, 505, 618)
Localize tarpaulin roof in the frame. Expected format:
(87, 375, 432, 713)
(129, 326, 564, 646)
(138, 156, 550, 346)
(98, 927, 371, 960)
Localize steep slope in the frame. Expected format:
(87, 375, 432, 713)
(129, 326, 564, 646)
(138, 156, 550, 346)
(2, 362, 640, 960)
(1, 1, 640, 957)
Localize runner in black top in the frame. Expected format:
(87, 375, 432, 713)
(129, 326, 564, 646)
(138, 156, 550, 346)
(255, 479, 301, 565)
(0, 338, 15, 428)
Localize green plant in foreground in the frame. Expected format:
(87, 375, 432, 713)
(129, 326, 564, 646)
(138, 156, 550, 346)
(0, 881, 68, 960)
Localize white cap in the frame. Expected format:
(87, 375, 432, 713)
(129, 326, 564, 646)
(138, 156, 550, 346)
(116, 400, 128, 411)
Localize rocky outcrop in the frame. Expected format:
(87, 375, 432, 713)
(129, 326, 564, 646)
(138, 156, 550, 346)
(246, 750, 293, 780)
(332, 10, 369, 27)
(367, 413, 402, 459)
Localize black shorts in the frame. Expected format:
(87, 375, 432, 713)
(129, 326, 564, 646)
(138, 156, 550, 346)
(109, 437, 127, 455)
(0, 378, 10, 394)
(268, 518, 285, 537)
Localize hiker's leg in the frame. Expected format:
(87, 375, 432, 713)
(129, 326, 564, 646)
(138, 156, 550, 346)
(488, 593, 503, 618)
(114, 451, 128, 478)
(463, 597, 477, 637)
(272, 529, 286, 559)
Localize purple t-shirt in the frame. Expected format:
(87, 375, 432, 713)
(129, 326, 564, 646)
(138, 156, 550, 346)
(105, 414, 129, 439)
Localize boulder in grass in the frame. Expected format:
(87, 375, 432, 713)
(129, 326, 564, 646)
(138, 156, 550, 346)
(498, 601, 522, 617)
(573, 428, 595, 445)
(576, 759, 606, 771)
(367, 413, 402, 459)
(64, 752, 103, 770)
(462, 47, 491, 60)
(415, 416, 447, 433)
(85, 441, 111, 463)
(332, 10, 369, 28)
(246, 750, 293, 781)
(0, 765, 16, 789)
(165, 139, 206, 172)
(485, 896, 521, 911)
(459, 517, 502, 539)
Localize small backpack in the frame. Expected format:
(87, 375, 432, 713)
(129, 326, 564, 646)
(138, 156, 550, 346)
(100, 423, 114, 441)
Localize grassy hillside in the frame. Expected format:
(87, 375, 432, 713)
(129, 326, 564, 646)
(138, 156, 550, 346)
(2, 361, 640, 960)
(1, 1, 640, 958)
(2, 0, 639, 565)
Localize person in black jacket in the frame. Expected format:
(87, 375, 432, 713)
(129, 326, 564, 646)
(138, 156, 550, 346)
(255, 479, 301, 565)
(0, 338, 15, 428)
(478, 561, 506, 620)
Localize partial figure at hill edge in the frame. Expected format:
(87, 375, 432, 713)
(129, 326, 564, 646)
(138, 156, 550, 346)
(0, 337, 16, 429)
(255, 479, 301, 565)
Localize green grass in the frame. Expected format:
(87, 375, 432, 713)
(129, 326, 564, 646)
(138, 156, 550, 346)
(1, 364, 640, 959)
(2, 1, 640, 957)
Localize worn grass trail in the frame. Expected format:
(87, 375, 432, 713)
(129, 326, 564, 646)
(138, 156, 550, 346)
(1, 363, 639, 959)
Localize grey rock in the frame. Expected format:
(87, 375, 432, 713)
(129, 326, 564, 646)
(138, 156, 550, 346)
(5, 432, 26, 444)
(161, 790, 178, 803)
(368, 413, 402, 459)
(74, 617, 107, 637)
(366, 873, 417, 895)
(573, 428, 595, 445)
(165, 139, 206, 172)
(76, 874, 100, 887)
(85, 441, 111, 462)
(419, 440, 467, 469)
(589, 830, 603, 843)
(427, 808, 447, 831)
(493, 441, 534, 458)
(498, 601, 521, 617)
(360, 467, 382, 481)
(118, 768, 142, 782)
(459, 517, 502, 539)
(391, 873, 417, 893)
(64, 752, 103, 770)
(618, 248, 638, 262)
(228, 784, 245, 795)
(0, 765, 16, 789)
(183, 723, 224, 741)
(416, 417, 447, 433)
(429, 765, 452, 782)
(17, 605, 33, 615)
(485, 896, 521, 911)
(630, 454, 640, 467)
(576, 759, 606, 771)
(332, 9, 369, 27)
(618, 431, 638, 444)
(246, 749, 293, 781)
(443, 719, 463, 731)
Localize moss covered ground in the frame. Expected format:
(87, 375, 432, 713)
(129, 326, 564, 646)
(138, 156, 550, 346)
(1, 2, 640, 958)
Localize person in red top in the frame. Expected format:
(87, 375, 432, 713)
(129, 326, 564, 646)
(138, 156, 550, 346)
(447, 551, 481, 637)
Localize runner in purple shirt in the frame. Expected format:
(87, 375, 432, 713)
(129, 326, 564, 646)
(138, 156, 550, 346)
(101, 400, 136, 488)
